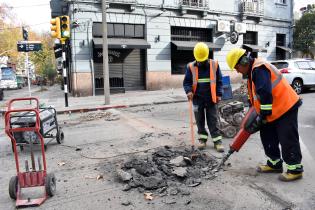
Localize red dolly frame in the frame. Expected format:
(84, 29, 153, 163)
(4, 97, 56, 207)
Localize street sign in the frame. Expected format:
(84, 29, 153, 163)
(17, 41, 42, 52)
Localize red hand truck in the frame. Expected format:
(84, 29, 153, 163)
(4, 97, 56, 207)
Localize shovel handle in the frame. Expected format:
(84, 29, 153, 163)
(189, 100, 195, 146)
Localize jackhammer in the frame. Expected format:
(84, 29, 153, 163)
(216, 107, 262, 170)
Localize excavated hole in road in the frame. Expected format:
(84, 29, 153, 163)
(116, 146, 219, 197)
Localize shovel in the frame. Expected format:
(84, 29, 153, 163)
(188, 99, 198, 160)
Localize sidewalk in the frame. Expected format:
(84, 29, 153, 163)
(0, 84, 241, 114)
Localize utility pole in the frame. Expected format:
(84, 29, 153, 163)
(102, 0, 110, 105)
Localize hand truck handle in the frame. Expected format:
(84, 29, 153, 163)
(4, 109, 41, 133)
(7, 97, 39, 111)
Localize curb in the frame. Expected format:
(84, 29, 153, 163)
(0, 99, 188, 115)
(57, 99, 188, 114)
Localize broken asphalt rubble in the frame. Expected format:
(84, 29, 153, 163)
(116, 146, 219, 199)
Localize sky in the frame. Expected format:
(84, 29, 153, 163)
(0, 0, 314, 33)
(0, 0, 51, 33)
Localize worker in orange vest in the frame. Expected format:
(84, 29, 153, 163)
(183, 42, 224, 152)
(226, 48, 303, 181)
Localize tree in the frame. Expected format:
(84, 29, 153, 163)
(30, 32, 56, 83)
(0, 3, 56, 83)
(293, 12, 315, 58)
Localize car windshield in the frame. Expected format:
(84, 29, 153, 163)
(271, 62, 288, 69)
(1, 75, 15, 80)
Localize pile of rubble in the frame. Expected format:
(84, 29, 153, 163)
(116, 146, 218, 197)
(231, 81, 249, 106)
(79, 110, 120, 121)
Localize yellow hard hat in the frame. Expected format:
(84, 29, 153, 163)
(193, 42, 209, 62)
(226, 48, 246, 70)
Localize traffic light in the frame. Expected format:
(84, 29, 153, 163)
(22, 27, 28, 41)
(60, 15, 70, 39)
(50, 17, 61, 39)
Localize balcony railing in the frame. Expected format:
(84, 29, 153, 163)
(108, 0, 137, 3)
(240, 0, 264, 16)
(179, 0, 208, 9)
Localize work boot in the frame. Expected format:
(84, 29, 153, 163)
(257, 159, 283, 173)
(198, 140, 207, 150)
(279, 165, 303, 182)
(214, 141, 224, 153)
(278, 172, 303, 182)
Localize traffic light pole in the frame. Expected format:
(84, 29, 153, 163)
(62, 42, 69, 107)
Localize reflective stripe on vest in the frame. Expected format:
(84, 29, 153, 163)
(198, 78, 211, 83)
(189, 60, 218, 103)
(248, 58, 299, 122)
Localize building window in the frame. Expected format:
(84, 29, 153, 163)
(276, 34, 286, 60)
(171, 27, 211, 42)
(92, 23, 144, 38)
(243, 31, 258, 58)
(243, 31, 257, 45)
(275, 0, 286, 4)
(171, 27, 213, 74)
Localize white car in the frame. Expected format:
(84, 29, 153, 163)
(271, 59, 315, 94)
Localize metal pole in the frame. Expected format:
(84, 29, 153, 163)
(102, 0, 110, 105)
(26, 52, 31, 98)
(62, 42, 69, 107)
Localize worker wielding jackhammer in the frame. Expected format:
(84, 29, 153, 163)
(222, 48, 304, 182)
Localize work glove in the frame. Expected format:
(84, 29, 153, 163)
(253, 115, 267, 130)
(187, 92, 193, 101)
(216, 96, 222, 102)
(245, 114, 265, 134)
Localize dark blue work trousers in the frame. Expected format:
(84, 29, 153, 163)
(193, 96, 221, 142)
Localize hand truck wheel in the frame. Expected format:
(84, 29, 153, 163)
(56, 128, 64, 144)
(9, 176, 18, 200)
(45, 173, 56, 197)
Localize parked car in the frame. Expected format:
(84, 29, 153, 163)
(271, 59, 315, 94)
(32, 76, 47, 86)
(16, 75, 26, 89)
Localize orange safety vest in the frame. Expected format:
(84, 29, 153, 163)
(188, 59, 218, 104)
(247, 58, 299, 122)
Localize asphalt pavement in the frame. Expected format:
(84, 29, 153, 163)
(0, 84, 315, 210)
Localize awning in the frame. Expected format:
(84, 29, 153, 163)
(93, 38, 151, 49)
(172, 41, 222, 51)
(242, 44, 267, 53)
(276, 46, 293, 53)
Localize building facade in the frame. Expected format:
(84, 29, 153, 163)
(50, 0, 294, 96)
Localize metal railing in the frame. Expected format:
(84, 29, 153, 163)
(179, 0, 208, 9)
(240, 0, 264, 16)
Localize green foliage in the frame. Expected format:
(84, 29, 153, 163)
(42, 63, 57, 84)
(293, 12, 315, 58)
(0, 3, 56, 77)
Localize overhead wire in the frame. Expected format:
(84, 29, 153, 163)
(0, 4, 49, 9)
(0, 22, 49, 31)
